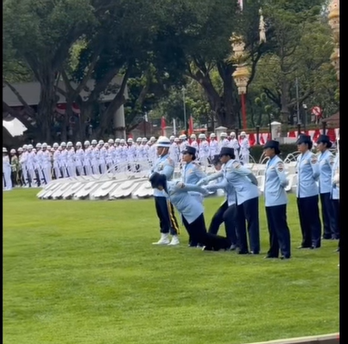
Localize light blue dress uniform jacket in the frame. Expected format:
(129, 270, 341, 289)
(164, 181, 208, 224)
(264, 155, 288, 207)
(296, 150, 320, 198)
(150, 154, 175, 197)
(331, 152, 339, 200)
(205, 163, 236, 206)
(202, 159, 259, 206)
(318, 149, 335, 194)
(181, 162, 207, 203)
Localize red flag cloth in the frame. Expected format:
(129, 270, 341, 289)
(326, 128, 336, 142)
(188, 116, 194, 136)
(161, 117, 166, 136)
(248, 133, 256, 146)
(312, 129, 320, 142)
(288, 131, 296, 138)
(259, 134, 265, 145)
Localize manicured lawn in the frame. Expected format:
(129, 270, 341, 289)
(3, 189, 339, 344)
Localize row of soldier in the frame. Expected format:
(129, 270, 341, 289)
(148, 134, 340, 258)
(3, 132, 250, 188)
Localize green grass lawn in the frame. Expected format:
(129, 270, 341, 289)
(3, 189, 339, 344)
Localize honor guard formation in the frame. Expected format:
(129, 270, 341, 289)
(3, 132, 340, 259)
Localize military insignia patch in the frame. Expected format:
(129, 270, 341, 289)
(158, 164, 164, 171)
(276, 162, 284, 172)
(310, 155, 318, 164)
(232, 161, 241, 169)
(329, 156, 335, 166)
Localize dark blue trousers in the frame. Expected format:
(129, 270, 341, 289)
(236, 197, 260, 253)
(265, 205, 291, 258)
(208, 200, 238, 245)
(297, 195, 322, 248)
(154, 197, 179, 235)
(183, 214, 231, 251)
(320, 193, 337, 239)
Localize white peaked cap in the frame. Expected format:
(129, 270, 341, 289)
(156, 136, 171, 148)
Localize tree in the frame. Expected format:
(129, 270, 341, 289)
(254, 0, 334, 136)
(3, 0, 97, 142)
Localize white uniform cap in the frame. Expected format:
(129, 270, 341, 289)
(91, 139, 97, 145)
(174, 137, 180, 142)
(47, 145, 51, 149)
(120, 139, 126, 144)
(3, 147, 8, 153)
(230, 132, 236, 137)
(220, 132, 227, 137)
(136, 137, 142, 142)
(10, 148, 16, 154)
(115, 138, 121, 143)
(67, 141, 73, 147)
(155, 136, 171, 148)
(169, 135, 175, 140)
(240, 131, 246, 136)
(190, 134, 196, 139)
(98, 140, 104, 145)
(84, 140, 90, 146)
(108, 139, 114, 144)
(150, 137, 156, 142)
(60, 142, 67, 147)
(76, 142, 82, 146)
(18, 147, 23, 152)
(28, 144, 33, 149)
(142, 137, 148, 142)
(36, 143, 42, 148)
(42, 143, 48, 148)
(23, 144, 28, 150)
(104, 142, 109, 147)
(53, 142, 59, 148)
(210, 133, 216, 138)
(198, 133, 206, 139)
(127, 138, 133, 143)
(179, 134, 186, 140)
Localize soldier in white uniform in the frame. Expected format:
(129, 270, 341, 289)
(148, 137, 157, 166)
(190, 134, 199, 151)
(26, 144, 37, 186)
(208, 133, 218, 163)
(59, 142, 69, 178)
(179, 134, 188, 162)
(3, 147, 12, 190)
(20, 145, 29, 186)
(35, 143, 46, 185)
(41, 143, 52, 184)
(66, 142, 76, 177)
(198, 133, 210, 168)
(52, 142, 61, 179)
(218, 132, 229, 151)
(239, 131, 250, 164)
(127, 138, 137, 172)
(228, 132, 240, 161)
(91, 139, 100, 174)
(75, 142, 84, 176)
(83, 140, 92, 176)
(98, 140, 107, 174)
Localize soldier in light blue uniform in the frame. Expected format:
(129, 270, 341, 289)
(331, 137, 340, 252)
(316, 135, 337, 240)
(296, 134, 322, 249)
(180, 145, 207, 247)
(202, 149, 238, 250)
(199, 147, 260, 255)
(262, 140, 291, 259)
(149, 136, 180, 246)
(149, 172, 232, 251)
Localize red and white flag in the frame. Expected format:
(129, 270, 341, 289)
(311, 106, 323, 117)
(161, 116, 166, 136)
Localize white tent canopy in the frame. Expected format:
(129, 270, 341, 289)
(3, 118, 28, 137)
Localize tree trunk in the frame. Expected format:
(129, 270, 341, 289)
(37, 79, 57, 143)
(280, 80, 290, 137)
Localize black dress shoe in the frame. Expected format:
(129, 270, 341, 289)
(280, 256, 290, 260)
(202, 246, 213, 251)
(238, 250, 250, 255)
(251, 251, 259, 255)
(264, 255, 278, 259)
